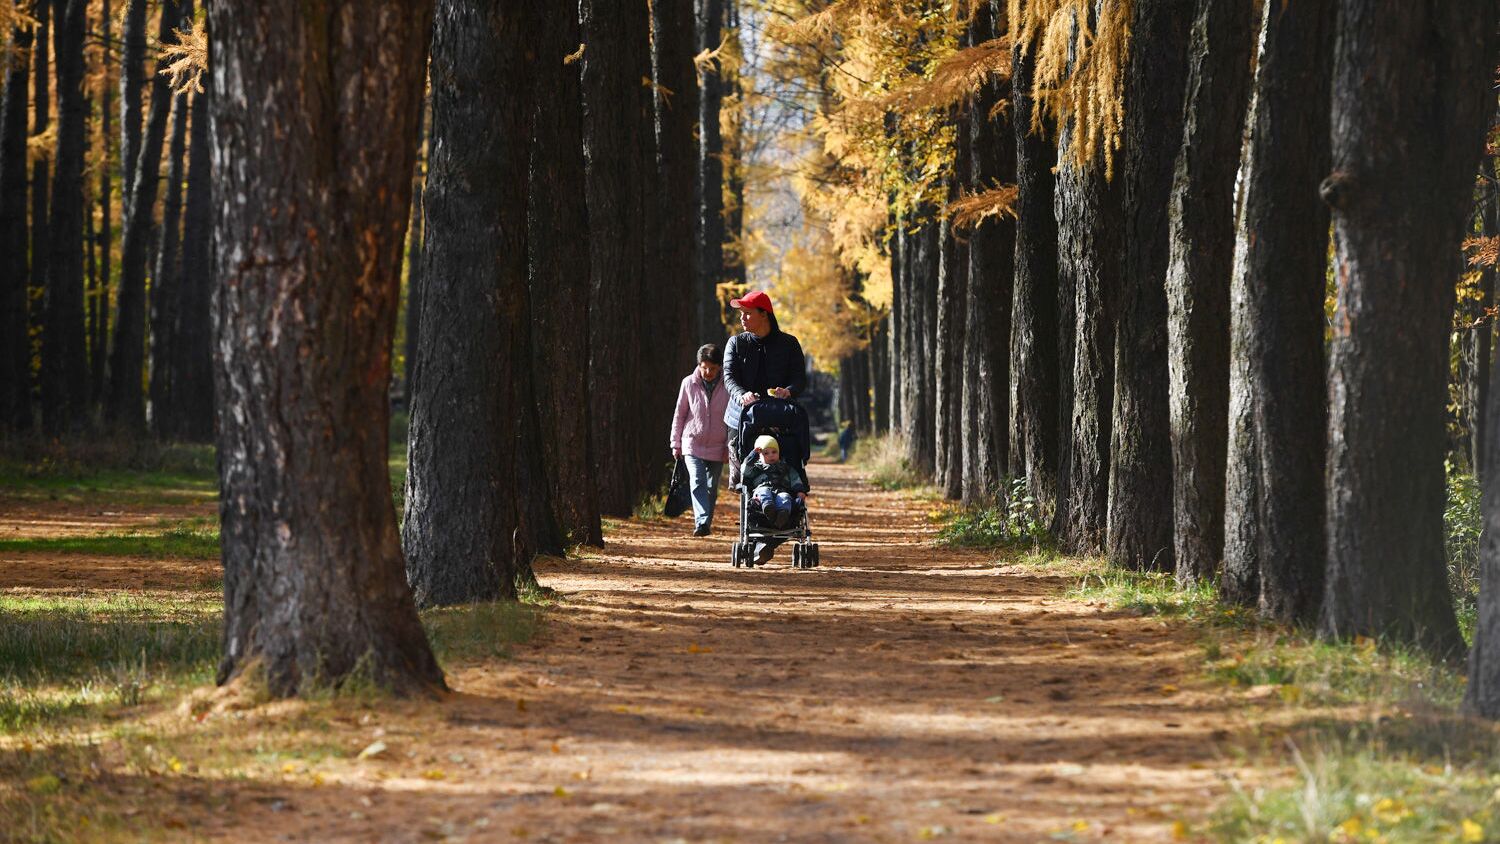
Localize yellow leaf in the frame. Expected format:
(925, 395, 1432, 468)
(421, 769, 446, 781)
(854, 815, 871, 825)
(1072, 820, 1089, 832)
(1171, 820, 1190, 840)
(687, 643, 714, 654)
(1160, 684, 1179, 696)
(168, 757, 183, 773)
(281, 762, 297, 774)
(1338, 817, 1364, 837)
(310, 772, 325, 786)
(982, 813, 1005, 825)
(550, 742, 561, 754)
(1462, 818, 1485, 842)
(1371, 797, 1411, 824)
(553, 786, 571, 799)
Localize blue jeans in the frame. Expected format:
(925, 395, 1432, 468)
(685, 456, 724, 529)
(753, 486, 799, 526)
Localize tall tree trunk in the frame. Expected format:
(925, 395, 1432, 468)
(1107, 0, 1191, 572)
(1165, 0, 1253, 584)
(40, 0, 88, 435)
(27, 0, 49, 430)
(528, 0, 602, 547)
(0, 15, 30, 431)
(168, 79, 211, 442)
(405, 0, 563, 606)
(92, 0, 110, 409)
(934, 186, 966, 500)
(118, 0, 144, 211)
(1471, 188, 1498, 478)
(1054, 122, 1119, 555)
(581, 0, 653, 517)
(1221, 1, 1333, 616)
(402, 99, 424, 405)
(887, 224, 903, 433)
(1322, 0, 1494, 657)
(150, 58, 190, 438)
(696, 0, 725, 343)
(902, 215, 937, 476)
(871, 317, 888, 433)
(1010, 40, 1060, 509)
(107, 0, 181, 430)
(208, 0, 443, 696)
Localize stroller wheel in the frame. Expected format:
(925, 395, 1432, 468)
(730, 542, 743, 568)
(809, 544, 820, 568)
(792, 544, 803, 569)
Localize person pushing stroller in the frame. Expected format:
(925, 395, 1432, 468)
(741, 435, 807, 528)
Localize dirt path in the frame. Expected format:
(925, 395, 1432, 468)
(6, 460, 1255, 842)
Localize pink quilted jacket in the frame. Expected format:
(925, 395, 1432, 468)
(670, 373, 730, 462)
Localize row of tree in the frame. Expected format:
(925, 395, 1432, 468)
(803, 2, 1498, 694)
(0, 0, 213, 440)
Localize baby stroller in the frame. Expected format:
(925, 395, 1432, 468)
(730, 398, 821, 569)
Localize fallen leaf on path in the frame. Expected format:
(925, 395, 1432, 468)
(1462, 818, 1486, 842)
(687, 643, 714, 654)
(1170, 820, 1189, 840)
(553, 786, 572, 799)
(1159, 684, 1179, 696)
(421, 769, 446, 781)
(357, 741, 388, 760)
(982, 813, 1005, 825)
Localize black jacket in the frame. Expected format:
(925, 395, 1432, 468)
(721, 327, 807, 429)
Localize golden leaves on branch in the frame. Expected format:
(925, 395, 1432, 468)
(1464, 235, 1500, 268)
(162, 17, 209, 95)
(947, 183, 1020, 231)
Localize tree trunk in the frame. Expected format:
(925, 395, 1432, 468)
(404, 0, 563, 607)
(1054, 124, 1119, 555)
(871, 317, 888, 433)
(655, 0, 698, 362)
(888, 224, 904, 433)
(1220, 0, 1334, 615)
(168, 80, 212, 442)
(1471, 189, 1498, 478)
(402, 101, 424, 405)
(107, 0, 181, 430)
(1010, 40, 1060, 509)
(1106, 0, 1190, 572)
(934, 191, 966, 500)
(902, 215, 938, 476)
(696, 0, 725, 343)
(39, 0, 88, 435)
(27, 0, 49, 431)
(1165, 0, 1253, 584)
(1321, 0, 1494, 658)
(118, 0, 144, 211)
(0, 16, 30, 431)
(581, 0, 653, 517)
(528, 0, 602, 547)
(208, 0, 443, 697)
(92, 0, 110, 410)
(150, 61, 190, 437)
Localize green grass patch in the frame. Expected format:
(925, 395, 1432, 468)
(0, 439, 216, 505)
(935, 477, 1052, 549)
(0, 519, 220, 559)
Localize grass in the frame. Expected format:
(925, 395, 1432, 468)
(0, 518, 220, 559)
(847, 433, 928, 490)
(0, 438, 216, 505)
(1068, 564, 1500, 842)
(934, 477, 1052, 550)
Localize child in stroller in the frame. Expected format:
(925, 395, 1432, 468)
(730, 399, 821, 569)
(741, 435, 806, 528)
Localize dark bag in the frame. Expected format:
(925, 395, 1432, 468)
(663, 457, 691, 518)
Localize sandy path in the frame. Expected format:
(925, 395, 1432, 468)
(160, 460, 1241, 843)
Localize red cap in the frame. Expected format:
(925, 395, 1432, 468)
(730, 290, 774, 314)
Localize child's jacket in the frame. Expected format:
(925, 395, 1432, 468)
(740, 453, 807, 494)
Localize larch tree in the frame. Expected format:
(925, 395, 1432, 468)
(39, 0, 88, 434)
(697, 0, 726, 343)
(118, 0, 143, 210)
(1220, 0, 1334, 620)
(1164, 0, 1253, 585)
(150, 5, 193, 439)
(1321, 0, 1496, 658)
(581, 0, 653, 517)
(934, 184, 966, 500)
(107, 0, 181, 430)
(527, 0, 602, 547)
(208, 0, 443, 696)
(168, 72, 212, 443)
(1105, 0, 1190, 572)
(0, 10, 29, 431)
(92, 0, 111, 407)
(27, 0, 47, 428)
(404, 0, 563, 606)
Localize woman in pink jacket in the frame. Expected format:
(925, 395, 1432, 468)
(671, 343, 731, 536)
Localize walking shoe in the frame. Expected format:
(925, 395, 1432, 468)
(693, 524, 711, 537)
(753, 542, 774, 566)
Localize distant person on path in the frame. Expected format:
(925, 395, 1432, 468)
(741, 435, 808, 528)
(723, 290, 807, 487)
(838, 421, 857, 463)
(671, 343, 731, 536)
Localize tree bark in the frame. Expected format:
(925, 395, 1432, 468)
(150, 60, 190, 437)
(528, 0, 602, 547)
(1165, 0, 1253, 584)
(1010, 40, 1060, 510)
(39, 0, 88, 435)
(118, 0, 144, 211)
(402, 102, 424, 405)
(107, 0, 181, 430)
(934, 189, 966, 500)
(209, 0, 443, 696)
(1322, 0, 1495, 658)
(168, 80, 212, 442)
(27, 0, 48, 430)
(696, 0, 725, 343)
(888, 223, 904, 433)
(902, 214, 938, 476)
(871, 317, 888, 433)
(1220, 0, 1333, 615)
(962, 14, 1015, 506)
(581, 0, 653, 516)
(1106, 0, 1190, 572)
(0, 15, 30, 431)
(92, 0, 111, 410)
(1471, 189, 1498, 478)
(404, 0, 563, 607)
